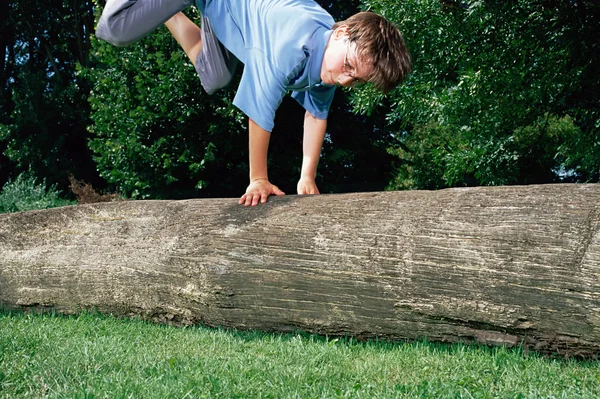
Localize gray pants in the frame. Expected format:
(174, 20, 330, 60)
(96, 0, 238, 94)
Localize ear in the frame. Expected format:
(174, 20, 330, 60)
(332, 24, 349, 40)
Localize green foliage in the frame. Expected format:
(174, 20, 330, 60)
(360, 0, 600, 189)
(86, 2, 395, 199)
(85, 8, 248, 199)
(2, 311, 599, 398)
(0, 172, 74, 214)
(5, 0, 599, 195)
(0, 0, 99, 191)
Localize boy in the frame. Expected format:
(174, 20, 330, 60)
(96, 0, 411, 206)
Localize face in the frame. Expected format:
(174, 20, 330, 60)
(321, 26, 371, 88)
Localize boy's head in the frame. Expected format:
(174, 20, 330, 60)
(330, 12, 411, 93)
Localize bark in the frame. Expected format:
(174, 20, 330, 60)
(1, 184, 599, 358)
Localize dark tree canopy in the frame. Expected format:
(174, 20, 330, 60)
(1, 0, 98, 189)
(1, 0, 598, 198)
(359, 0, 600, 189)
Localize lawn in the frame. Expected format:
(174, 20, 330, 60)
(0, 311, 598, 398)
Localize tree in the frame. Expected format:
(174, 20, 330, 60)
(85, 8, 248, 199)
(0, 0, 99, 191)
(358, 0, 600, 189)
(7, 0, 597, 197)
(2, 184, 600, 358)
(86, 0, 397, 199)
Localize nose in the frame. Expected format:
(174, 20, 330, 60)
(338, 74, 357, 87)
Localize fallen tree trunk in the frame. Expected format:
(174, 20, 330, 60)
(1, 184, 599, 357)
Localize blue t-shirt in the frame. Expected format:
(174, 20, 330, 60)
(196, 0, 336, 132)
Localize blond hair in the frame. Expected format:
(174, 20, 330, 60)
(332, 12, 412, 93)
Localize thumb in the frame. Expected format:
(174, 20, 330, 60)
(272, 185, 285, 196)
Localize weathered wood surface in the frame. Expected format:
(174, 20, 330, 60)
(1, 184, 599, 357)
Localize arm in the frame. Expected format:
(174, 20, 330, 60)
(239, 118, 285, 206)
(164, 12, 203, 64)
(297, 111, 327, 195)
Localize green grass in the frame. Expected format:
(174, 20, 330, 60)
(0, 311, 598, 398)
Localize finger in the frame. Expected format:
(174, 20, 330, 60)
(306, 185, 319, 195)
(260, 192, 270, 204)
(244, 194, 254, 207)
(251, 194, 261, 206)
(273, 185, 285, 196)
(239, 194, 246, 205)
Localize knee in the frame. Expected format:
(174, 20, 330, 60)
(95, 17, 136, 47)
(200, 74, 234, 95)
(196, 56, 238, 95)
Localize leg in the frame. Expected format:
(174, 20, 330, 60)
(96, 0, 193, 46)
(166, 13, 238, 94)
(165, 12, 203, 64)
(195, 16, 239, 94)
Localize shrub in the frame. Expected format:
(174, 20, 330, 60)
(0, 173, 75, 214)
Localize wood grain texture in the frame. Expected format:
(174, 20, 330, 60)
(1, 184, 599, 357)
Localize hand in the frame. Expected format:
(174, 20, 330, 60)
(297, 177, 320, 195)
(239, 178, 285, 206)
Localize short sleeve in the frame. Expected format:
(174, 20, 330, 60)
(233, 48, 287, 132)
(291, 85, 336, 120)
